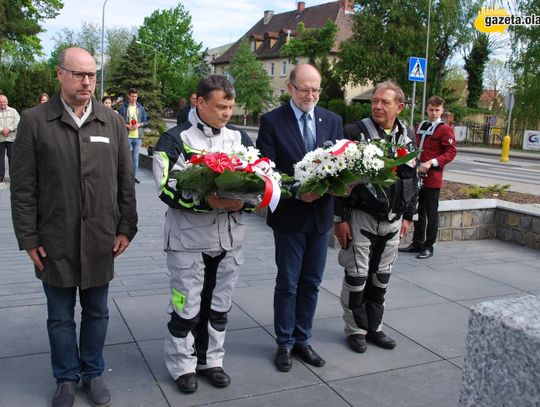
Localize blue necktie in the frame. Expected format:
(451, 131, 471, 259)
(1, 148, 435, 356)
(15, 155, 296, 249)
(302, 112, 315, 152)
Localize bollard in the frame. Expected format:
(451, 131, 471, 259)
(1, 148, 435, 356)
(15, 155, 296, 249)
(500, 135, 510, 162)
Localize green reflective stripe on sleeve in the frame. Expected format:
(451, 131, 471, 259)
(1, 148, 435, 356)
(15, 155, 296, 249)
(183, 142, 203, 155)
(178, 199, 194, 208)
(171, 287, 186, 313)
(158, 151, 170, 188)
(158, 150, 175, 200)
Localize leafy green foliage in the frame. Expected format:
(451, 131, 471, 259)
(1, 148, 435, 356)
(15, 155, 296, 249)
(279, 21, 342, 101)
(460, 184, 510, 199)
(299, 169, 357, 196)
(215, 170, 266, 193)
(103, 26, 136, 90)
(464, 34, 490, 108)
(337, 0, 479, 97)
(509, 0, 540, 129)
(319, 56, 344, 102)
(0, 62, 57, 111)
(344, 103, 371, 125)
(108, 39, 164, 133)
(0, 0, 63, 63)
(137, 3, 202, 105)
(327, 99, 346, 117)
(280, 21, 338, 65)
(172, 167, 216, 197)
(229, 38, 274, 116)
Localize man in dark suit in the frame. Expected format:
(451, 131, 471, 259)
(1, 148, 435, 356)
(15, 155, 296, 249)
(257, 64, 343, 372)
(176, 91, 196, 125)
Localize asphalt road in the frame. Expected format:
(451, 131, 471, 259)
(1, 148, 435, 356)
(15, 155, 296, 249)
(444, 152, 540, 195)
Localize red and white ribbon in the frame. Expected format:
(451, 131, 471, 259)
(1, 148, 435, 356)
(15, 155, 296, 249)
(329, 139, 356, 155)
(232, 156, 281, 212)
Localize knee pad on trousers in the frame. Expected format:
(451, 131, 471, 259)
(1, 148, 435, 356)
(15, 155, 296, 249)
(372, 271, 390, 288)
(209, 309, 228, 332)
(168, 312, 199, 338)
(345, 274, 368, 288)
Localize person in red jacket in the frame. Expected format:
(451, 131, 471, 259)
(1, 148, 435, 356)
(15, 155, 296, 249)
(399, 96, 457, 259)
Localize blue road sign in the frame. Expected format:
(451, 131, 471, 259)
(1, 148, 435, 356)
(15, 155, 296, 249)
(408, 57, 427, 82)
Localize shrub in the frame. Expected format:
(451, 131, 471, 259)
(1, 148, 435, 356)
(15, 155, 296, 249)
(327, 99, 346, 117)
(143, 133, 160, 148)
(344, 103, 371, 125)
(460, 184, 511, 198)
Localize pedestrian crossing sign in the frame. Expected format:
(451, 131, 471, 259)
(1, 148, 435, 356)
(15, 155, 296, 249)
(408, 57, 427, 82)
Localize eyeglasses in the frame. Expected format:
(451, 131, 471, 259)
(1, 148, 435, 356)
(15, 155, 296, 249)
(290, 82, 322, 96)
(61, 67, 97, 81)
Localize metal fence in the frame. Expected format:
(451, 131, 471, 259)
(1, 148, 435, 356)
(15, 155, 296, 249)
(454, 122, 525, 147)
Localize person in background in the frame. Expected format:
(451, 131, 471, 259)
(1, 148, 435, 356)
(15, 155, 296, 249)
(399, 95, 457, 259)
(39, 93, 50, 104)
(334, 80, 418, 355)
(0, 94, 20, 183)
(177, 91, 197, 125)
(257, 64, 343, 373)
(117, 88, 148, 184)
(101, 96, 113, 109)
(10, 46, 138, 407)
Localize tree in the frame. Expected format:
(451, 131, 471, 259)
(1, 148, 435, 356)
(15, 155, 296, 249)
(508, 0, 540, 129)
(279, 21, 342, 101)
(280, 21, 338, 66)
(464, 33, 490, 108)
(442, 65, 467, 106)
(319, 56, 344, 102)
(108, 39, 164, 133)
(52, 21, 101, 58)
(228, 39, 274, 121)
(0, 0, 63, 63)
(137, 3, 202, 105)
(337, 0, 479, 97)
(104, 26, 137, 92)
(484, 58, 513, 103)
(0, 62, 57, 111)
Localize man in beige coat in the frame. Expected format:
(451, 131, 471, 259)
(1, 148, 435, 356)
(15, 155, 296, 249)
(10, 47, 138, 407)
(0, 94, 20, 183)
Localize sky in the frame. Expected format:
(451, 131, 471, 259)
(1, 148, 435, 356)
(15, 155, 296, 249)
(39, 0, 332, 57)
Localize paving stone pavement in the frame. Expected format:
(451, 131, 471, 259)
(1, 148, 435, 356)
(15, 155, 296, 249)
(0, 169, 539, 407)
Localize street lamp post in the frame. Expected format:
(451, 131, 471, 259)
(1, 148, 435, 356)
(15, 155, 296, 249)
(100, 0, 109, 101)
(135, 41, 157, 85)
(421, 0, 432, 122)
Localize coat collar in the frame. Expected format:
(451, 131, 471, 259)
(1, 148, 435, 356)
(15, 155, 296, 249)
(46, 93, 109, 124)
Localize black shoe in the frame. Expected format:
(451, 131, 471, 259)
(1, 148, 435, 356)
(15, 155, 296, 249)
(175, 373, 197, 393)
(347, 334, 367, 353)
(198, 367, 231, 388)
(366, 331, 396, 349)
(52, 381, 77, 407)
(82, 376, 111, 407)
(417, 247, 434, 259)
(134, 178, 141, 184)
(274, 347, 292, 372)
(398, 243, 423, 253)
(292, 345, 326, 367)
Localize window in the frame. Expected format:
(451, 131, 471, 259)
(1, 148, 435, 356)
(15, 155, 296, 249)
(269, 62, 275, 76)
(279, 88, 285, 96)
(281, 60, 287, 76)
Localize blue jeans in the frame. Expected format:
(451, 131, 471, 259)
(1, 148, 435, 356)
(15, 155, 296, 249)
(43, 282, 109, 383)
(273, 215, 330, 348)
(129, 137, 141, 178)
